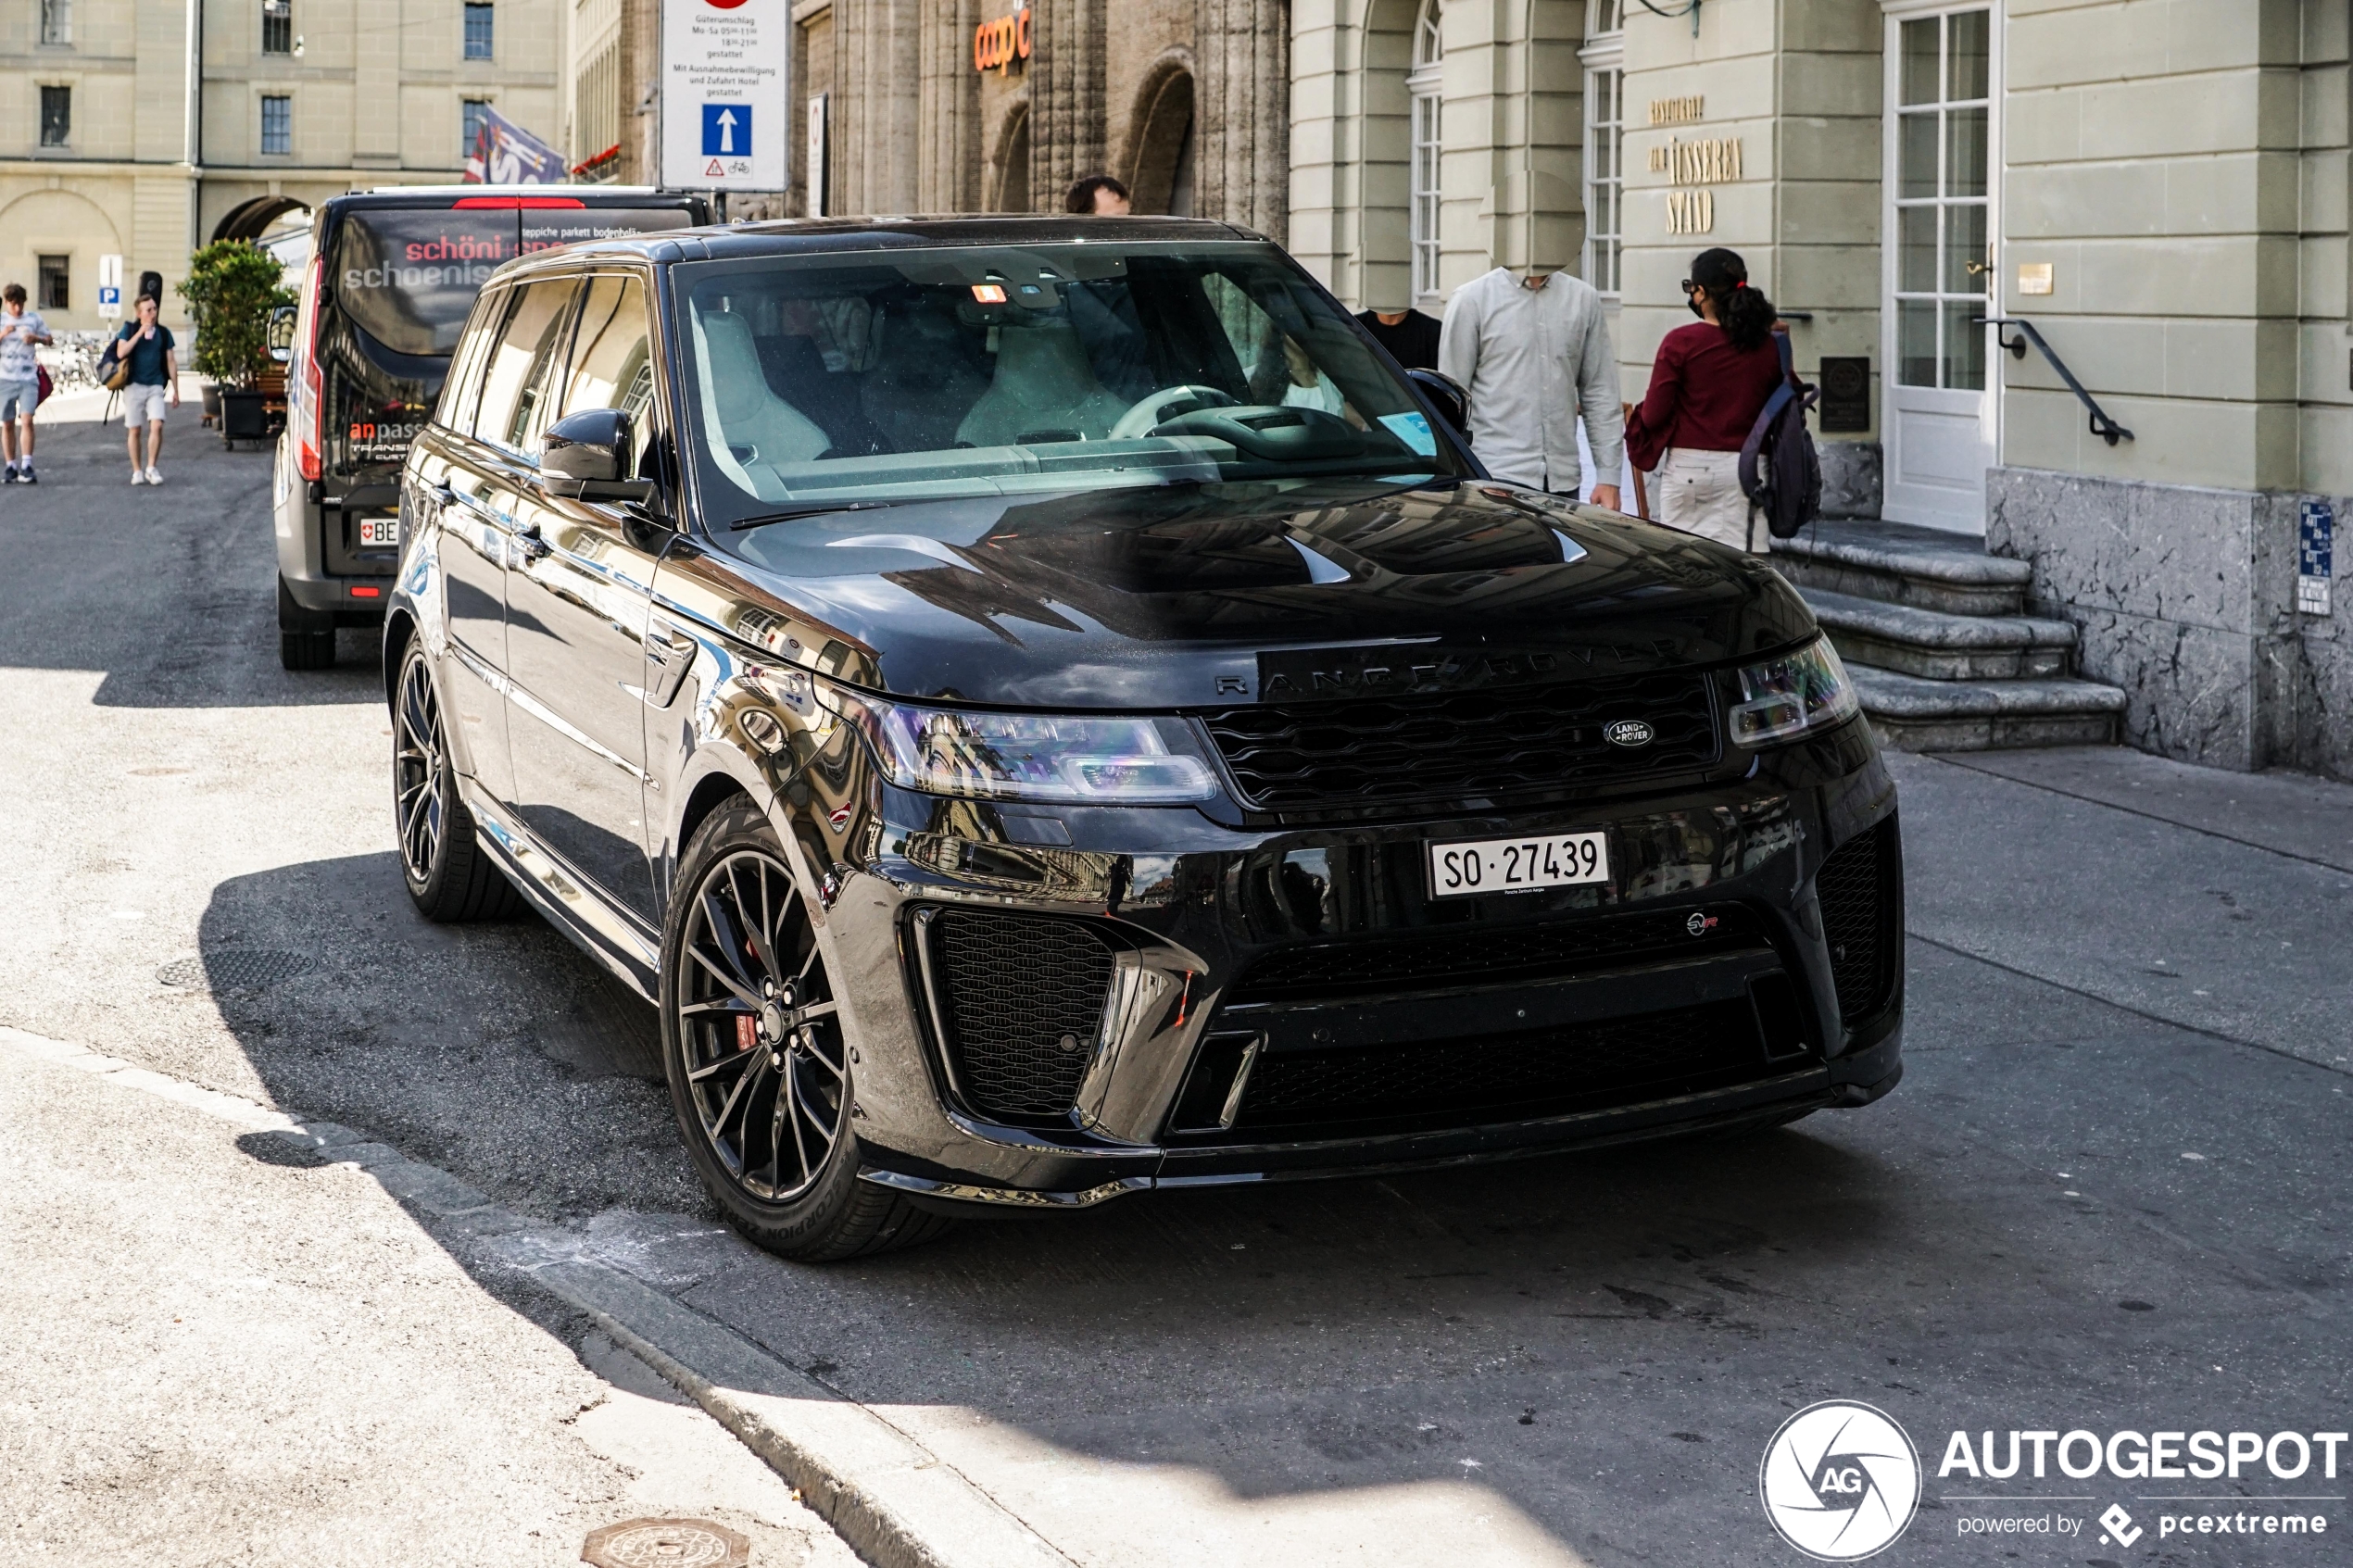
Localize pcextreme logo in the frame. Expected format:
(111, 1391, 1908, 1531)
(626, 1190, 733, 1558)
(1759, 1400, 1924, 1561)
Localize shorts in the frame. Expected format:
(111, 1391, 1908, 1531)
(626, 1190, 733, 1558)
(122, 383, 170, 427)
(0, 377, 36, 420)
(1652, 446, 1763, 553)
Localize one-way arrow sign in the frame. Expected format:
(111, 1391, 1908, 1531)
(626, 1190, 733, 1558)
(701, 103, 749, 157)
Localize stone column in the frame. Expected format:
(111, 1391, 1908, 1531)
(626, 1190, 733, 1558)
(1027, 0, 1107, 212)
(1193, 0, 1290, 241)
(921, 0, 987, 210)
(617, 0, 659, 184)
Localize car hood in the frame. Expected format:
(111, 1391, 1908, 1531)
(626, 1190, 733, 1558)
(698, 479, 1817, 709)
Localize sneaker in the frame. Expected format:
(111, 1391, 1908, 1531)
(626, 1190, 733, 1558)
(130, 470, 146, 485)
(1, 467, 17, 483)
(18, 464, 33, 484)
(144, 467, 162, 485)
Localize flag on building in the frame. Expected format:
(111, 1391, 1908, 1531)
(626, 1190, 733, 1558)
(463, 107, 568, 185)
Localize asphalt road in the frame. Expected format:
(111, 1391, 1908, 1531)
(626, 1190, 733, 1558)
(3, 396, 2348, 1567)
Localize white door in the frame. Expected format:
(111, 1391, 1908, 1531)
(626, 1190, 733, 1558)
(1881, 5, 1996, 533)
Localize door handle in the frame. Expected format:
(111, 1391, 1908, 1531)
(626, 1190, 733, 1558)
(430, 482, 458, 507)
(512, 521, 551, 564)
(645, 617, 698, 707)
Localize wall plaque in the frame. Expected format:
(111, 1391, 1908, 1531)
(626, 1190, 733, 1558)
(2018, 262, 2053, 296)
(1818, 357, 1871, 433)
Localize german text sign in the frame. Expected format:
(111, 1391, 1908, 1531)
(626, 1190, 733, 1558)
(661, 0, 787, 191)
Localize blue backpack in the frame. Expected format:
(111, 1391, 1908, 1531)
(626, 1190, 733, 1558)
(1737, 332, 1821, 539)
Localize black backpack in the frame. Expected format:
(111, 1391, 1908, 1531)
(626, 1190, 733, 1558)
(1738, 332, 1821, 540)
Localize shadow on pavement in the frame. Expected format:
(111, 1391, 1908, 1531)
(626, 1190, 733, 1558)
(0, 394, 380, 709)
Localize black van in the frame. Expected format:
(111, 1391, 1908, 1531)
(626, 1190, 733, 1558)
(274, 186, 709, 670)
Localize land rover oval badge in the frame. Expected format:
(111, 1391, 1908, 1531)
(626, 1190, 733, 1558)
(1605, 719, 1655, 748)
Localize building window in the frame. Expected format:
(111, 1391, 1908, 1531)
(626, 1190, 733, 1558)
(463, 99, 490, 159)
(37, 255, 69, 311)
(39, 85, 69, 147)
(263, 0, 292, 55)
(464, 3, 494, 60)
(40, 0, 70, 45)
(1409, 0, 1443, 303)
(1583, 65, 1622, 295)
(1586, 0, 1619, 31)
(1893, 8, 1992, 391)
(261, 94, 292, 155)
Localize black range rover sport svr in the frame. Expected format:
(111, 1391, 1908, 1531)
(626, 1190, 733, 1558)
(386, 216, 1904, 1261)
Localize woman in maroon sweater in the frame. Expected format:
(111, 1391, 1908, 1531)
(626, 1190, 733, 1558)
(1624, 247, 1787, 552)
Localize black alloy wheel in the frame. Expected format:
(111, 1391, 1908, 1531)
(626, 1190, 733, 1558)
(393, 639, 521, 922)
(661, 801, 950, 1261)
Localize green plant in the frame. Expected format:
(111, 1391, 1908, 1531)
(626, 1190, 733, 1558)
(177, 240, 296, 389)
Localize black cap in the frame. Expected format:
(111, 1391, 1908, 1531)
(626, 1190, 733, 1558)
(1690, 247, 1747, 291)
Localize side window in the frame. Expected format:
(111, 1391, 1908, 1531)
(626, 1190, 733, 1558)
(472, 277, 579, 463)
(436, 286, 510, 436)
(559, 272, 656, 476)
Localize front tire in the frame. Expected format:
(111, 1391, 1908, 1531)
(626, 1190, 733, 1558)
(661, 800, 951, 1261)
(393, 640, 521, 922)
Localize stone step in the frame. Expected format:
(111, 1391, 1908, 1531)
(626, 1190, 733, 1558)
(1803, 586, 2078, 681)
(1847, 665, 2125, 752)
(1770, 519, 2031, 617)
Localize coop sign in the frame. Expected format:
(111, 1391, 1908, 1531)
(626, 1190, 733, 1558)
(974, 6, 1030, 72)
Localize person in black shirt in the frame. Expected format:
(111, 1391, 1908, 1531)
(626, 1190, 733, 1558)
(1355, 305, 1441, 370)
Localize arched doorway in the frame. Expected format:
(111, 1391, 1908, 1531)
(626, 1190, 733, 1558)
(990, 104, 1031, 213)
(1126, 61, 1194, 216)
(211, 195, 308, 244)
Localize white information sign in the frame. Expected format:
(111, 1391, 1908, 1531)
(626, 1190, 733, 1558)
(661, 0, 788, 193)
(97, 254, 123, 320)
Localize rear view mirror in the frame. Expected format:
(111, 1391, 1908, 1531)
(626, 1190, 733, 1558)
(1405, 369, 1472, 448)
(267, 305, 296, 364)
(542, 408, 656, 502)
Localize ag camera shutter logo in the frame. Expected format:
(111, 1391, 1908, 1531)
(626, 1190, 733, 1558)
(1759, 1400, 1922, 1561)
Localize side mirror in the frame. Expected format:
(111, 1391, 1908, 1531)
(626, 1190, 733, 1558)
(541, 408, 656, 502)
(267, 305, 296, 363)
(1405, 369, 1472, 448)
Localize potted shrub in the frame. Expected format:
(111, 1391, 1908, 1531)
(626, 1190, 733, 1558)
(178, 240, 296, 447)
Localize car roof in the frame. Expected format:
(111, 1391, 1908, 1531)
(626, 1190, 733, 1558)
(489, 213, 1269, 275)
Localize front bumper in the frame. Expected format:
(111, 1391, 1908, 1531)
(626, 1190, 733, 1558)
(798, 720, 1904, 1210)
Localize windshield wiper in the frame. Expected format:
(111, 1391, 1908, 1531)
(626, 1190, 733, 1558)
(728, 499, 909, 532)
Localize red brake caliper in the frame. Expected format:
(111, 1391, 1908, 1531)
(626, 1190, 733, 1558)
(736, 1013, 758, 1053)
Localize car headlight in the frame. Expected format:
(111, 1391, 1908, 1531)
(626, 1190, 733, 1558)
(1730, 637, 1861, 746)
(822, 684, 1221, 804)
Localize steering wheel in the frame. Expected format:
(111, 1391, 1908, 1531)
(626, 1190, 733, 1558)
(1109, 383, 1240, 440)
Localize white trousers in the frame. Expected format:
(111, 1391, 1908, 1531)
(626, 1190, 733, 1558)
(1653, 446, 1762, 553)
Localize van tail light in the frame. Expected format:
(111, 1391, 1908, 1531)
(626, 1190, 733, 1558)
(293, 252, 324, 483)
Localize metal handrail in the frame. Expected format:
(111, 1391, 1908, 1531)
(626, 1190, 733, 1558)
(1976, 316, 2134, 446)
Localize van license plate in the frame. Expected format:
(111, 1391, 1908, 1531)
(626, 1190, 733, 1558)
(356, 517, 398, 549)
(1428, 831, 1609, 897)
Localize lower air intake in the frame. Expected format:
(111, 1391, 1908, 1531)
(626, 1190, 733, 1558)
(1235, 998, 1775, 1133)
(926, 909, 1115, 1122)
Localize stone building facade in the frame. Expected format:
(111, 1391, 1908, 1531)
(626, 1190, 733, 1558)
(1295, 0, 2353, 780)
(0, 0, 562, 332)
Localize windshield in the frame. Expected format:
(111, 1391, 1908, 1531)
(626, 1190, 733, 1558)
(336, 206, 695, 358)
(673, 242, 1464, 529)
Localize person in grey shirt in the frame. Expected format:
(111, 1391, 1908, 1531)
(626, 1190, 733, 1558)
(1437, 261, 1622, 508)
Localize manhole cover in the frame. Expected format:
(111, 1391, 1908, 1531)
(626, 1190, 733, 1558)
(157, 949, 314, 992)
(581, 1518, 749, 1568)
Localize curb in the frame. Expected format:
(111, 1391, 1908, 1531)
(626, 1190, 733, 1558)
(0, 1024, 1074, 1568)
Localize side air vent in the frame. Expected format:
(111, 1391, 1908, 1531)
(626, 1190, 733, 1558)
(921, 909, 1116, 1122)
(1816, 816, 1903, 1032)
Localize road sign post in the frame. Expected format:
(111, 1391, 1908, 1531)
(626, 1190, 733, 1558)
(661, 0, 787, 194)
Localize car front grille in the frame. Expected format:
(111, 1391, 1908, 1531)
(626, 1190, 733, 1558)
(1201, 672, 1721, 815)
(1233, 998, 1775, 1132)
(925, 909, 1114, 1122)
(1228, 904, 1763, 1004)
(1817, 817, 1901, 1030)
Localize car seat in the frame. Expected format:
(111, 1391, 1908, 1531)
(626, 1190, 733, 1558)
(693, 309, 829, 476)
(954, 316, 1131, 449)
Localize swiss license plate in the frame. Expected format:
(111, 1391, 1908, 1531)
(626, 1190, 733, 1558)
(1428, 831, 1609, 897)
(356, 516, 398, 549)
